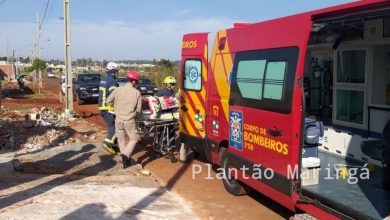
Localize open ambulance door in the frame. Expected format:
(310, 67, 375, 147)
(179, 33, 209, 160)
(225, 14, 312, 210)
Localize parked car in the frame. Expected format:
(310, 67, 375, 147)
(116, 77, 127, 87)
(47, 67, 55, 78)
(60, 78, 66, 95)
(72, 73, 101, 104)
(48, 72, 55, 78)
(117, 77, 158, 95)
(136, 78, 158, 95)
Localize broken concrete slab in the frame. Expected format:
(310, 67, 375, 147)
(0, 155, 15, 174)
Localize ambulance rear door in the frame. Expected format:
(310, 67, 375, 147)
(227, 13, 312, 210)
(179, 33, 209, 153)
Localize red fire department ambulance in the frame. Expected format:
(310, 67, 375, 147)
(179, 0, 390, 219)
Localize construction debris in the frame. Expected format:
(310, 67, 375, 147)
(0, 108, 98, 153)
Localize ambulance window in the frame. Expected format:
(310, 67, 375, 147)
(183, 59, 202, 91)
(237, 60, 266, 100)
(263, 61, 287, 100)
(230, 47, 298, 114)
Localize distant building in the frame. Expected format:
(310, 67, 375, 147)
(0, 64, 14, 81)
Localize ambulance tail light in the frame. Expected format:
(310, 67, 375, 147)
(218, 37, 227, 50)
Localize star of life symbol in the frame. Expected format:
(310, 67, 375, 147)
(189, 66, 199, 83)
(212, 120, 219, 129)
(230, 115, 242, 142)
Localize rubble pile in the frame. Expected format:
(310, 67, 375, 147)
(0, 108, 82, 152)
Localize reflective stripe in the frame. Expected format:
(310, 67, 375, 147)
(100, 86, 117, 109)
(104, 136, 115, 144)
(99, 86, 107, 108)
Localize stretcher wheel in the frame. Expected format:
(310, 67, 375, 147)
(168, 151, 177, 163)
(170, 155, 178, 163)
(154, 152, 162, 159)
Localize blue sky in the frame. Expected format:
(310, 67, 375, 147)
(0, 0, 356, 61)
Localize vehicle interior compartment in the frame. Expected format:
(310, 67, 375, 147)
(301, 8, 390, 219)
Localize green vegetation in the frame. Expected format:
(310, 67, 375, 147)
(24, 58, 47, 73)
(119, 59, 179, 89)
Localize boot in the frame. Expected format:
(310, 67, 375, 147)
(127, 157, 134, 167)
(120, 154, 129, 169)
(103, 144, 116, 156)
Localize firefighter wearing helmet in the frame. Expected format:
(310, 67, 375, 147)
(155, 76, 177, 97)
(106, 70, 142, 168)
(98, 61, 120, 155)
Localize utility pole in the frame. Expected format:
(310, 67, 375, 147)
(64, 0, 73, 116)
(12, 50, 15, 80)
(36, 10, 40, 59)
(6, 38, 9, 63)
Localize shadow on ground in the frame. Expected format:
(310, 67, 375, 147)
(0, 143, 116, 211)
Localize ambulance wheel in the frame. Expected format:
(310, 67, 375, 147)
(193, 150, 200, 159)
(220, 150, 248, 196)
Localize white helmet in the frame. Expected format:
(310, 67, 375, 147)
(106, 62, 119, 71)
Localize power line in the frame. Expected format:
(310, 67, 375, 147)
(33, 0, 50, 59)
(40, 0, 50, 26)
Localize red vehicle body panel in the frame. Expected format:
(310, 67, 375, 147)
(180, 0, 390, 218)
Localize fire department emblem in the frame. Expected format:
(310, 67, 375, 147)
(189, 66, 199, 83)
(229, 111, 243, 151)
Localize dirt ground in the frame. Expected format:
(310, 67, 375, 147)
(0, 142, 197, 219)
(1, 77, 293, 219)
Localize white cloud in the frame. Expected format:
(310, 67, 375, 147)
(0, 17, 235, 60)
(174, 9, 192, 16)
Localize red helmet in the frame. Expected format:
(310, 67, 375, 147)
(127, 70, 139, 81)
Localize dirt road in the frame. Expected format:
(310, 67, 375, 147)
(0, 143, 197, 219)
(4, 77, 293, 219)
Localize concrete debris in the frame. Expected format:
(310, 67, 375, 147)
(0, 129, 14, 149)
(140, 169, 151, 176)
(0, 108, 85, 153)
(22, 120, 36, 128)
(0, 156, 15, 174)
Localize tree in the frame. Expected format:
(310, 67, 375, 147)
(157, 59, 172, 68)
(25, 58, 47, 73)
(31, 58, 47, 72)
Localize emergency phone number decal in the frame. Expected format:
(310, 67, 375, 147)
(229, 111, 243, 151)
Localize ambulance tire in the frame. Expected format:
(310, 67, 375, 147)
(220, 150, 248, 196)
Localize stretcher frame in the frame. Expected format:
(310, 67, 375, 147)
(138, 118, 179, 163)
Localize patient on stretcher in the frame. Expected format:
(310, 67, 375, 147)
(142, 95, 179, 120)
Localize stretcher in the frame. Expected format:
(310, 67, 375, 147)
(138, 117, 179, 163)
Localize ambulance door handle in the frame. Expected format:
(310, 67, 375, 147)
(229, 98, 235, 106)
(268, 127, 283, 137)
(181, 105, 188, 112)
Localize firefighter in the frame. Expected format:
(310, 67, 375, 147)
(155, 76, 176, 97)
(98, 62, 119, 155)
(106, 70, 142, 168)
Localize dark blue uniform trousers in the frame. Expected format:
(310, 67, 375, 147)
(100, 111, 116, 147)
